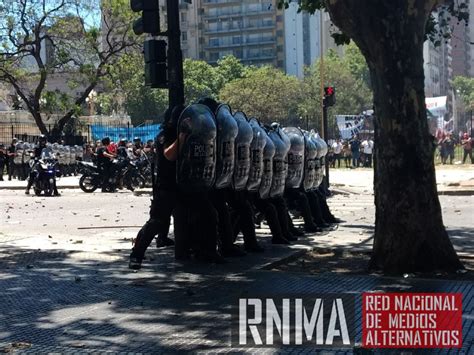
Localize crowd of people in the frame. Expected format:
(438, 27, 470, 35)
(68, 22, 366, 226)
(326, 136, 374, 169)
(436, 132, 473, 165)
(128, 98, 343, 269)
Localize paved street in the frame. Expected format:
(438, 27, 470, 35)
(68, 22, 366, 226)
(0, 169, 473, 353)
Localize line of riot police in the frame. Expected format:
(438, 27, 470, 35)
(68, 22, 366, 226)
(129, 99, 342, 269)
(3, 138, 84, 182)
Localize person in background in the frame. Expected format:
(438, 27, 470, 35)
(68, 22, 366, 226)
(331, 139, 343, 168)
(133, 137, 142, 157)
(96, 137, 116, 192)
(361, 137, 374, 168)
(342, 140, 351, 168)
(106, 140, 117, 156)
(7, 138, 16, 180)
(461, 132, 473, 164)
(350, 135, 361, 168)
(0, 144, 6, 181)
(441, 133, 455, 165)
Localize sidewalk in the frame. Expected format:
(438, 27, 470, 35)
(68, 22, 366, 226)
(0, 187, 472, 352)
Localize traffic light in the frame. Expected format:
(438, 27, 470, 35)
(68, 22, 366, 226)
(324, 86, 336, 107)
(130, 0, 160, 35)
(144, 39, 167, 88)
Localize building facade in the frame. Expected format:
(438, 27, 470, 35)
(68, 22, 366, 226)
(283, 2, 321, 77)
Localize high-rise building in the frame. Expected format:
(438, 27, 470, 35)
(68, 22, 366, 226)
(195, 0, 285, 68)
(450, 15, 471, 77)
(283, 2, 320, 77)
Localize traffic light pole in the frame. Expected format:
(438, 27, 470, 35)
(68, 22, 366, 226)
(166, 0, 185, 108)
(322, 102, 330, 187)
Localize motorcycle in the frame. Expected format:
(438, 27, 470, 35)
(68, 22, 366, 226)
(30, 150, 59, 196)
(78, 158, 145, 193)
(135, 153, 153, 187)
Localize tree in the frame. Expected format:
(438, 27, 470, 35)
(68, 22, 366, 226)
(298, 49, 372, 133)
(219, 66, 301, 123)
(183, 59, 220, 104)
(281, 0, 467, 273)
(453, 76, 474, 110)
(98, 52, 168, 125)
(0, 0, 137, 138)
(342, 41, 371, 89)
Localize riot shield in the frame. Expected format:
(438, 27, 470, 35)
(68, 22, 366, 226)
(14, 143, 24, 164)
(64, 146, 71, 165)
(269, 127, 290, 198)
(283, 127, 305, 189)
(58, 145, 67, 165)
(246, 118, 267, 192)
(52, 144, 60, 160)
(310, 131, 327, 188)
(301, 130, 318, 191)
(232, 111, 253, 191)
(176, 104, 217, 192)
(258, 131, 275, 199)
(214, 104, 238, 189)
(75, 145, 83, 161)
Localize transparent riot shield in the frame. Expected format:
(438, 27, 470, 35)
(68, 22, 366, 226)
(282, 127, 305, 189)
(246, 118, 267, 192)
(269, 126, 290, 198)
(232, 111, 253, 191)
(214, 104, 238, 189)
(258, 131, 275, 199)
(301, 130, 318, 191)
(176, 104, 217, 192)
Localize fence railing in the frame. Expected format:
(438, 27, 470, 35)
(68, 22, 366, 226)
(0, 122, 161, 146)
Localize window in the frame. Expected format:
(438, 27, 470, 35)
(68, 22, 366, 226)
(209, 37, 219, 46)
(210, 52, 219, 61)
(182, 32, 188, 41)
(232, 36, 242, 45)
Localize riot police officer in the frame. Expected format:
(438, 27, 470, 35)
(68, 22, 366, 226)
(129, 106, 183, 270)
(25, 135, 60, 196)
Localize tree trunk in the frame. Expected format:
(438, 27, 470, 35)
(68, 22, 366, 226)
(326, 0, 463, 274)
(32, 111, 48, 136)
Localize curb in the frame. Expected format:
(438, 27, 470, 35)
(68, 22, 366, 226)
(259, 248, 310, 271)
(438, 189, 474, 196)
(0, 185, 79, 190)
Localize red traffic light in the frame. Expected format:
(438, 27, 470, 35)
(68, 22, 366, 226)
(324, 86, 335, 107)
(325, 86, 335, 96)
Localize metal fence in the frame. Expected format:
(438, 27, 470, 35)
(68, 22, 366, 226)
(0, 122, 162, 146)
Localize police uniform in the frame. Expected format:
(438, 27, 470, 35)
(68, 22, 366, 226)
(173, 104, 224, 263)
(130, 126, 178, 266)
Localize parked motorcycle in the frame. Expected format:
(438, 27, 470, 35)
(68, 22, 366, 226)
(78, 158, 145, 193)
(29, 149, 60, 196)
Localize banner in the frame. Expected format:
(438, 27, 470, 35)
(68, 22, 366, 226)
(90, 124, 161, 143)
(426, 96, 447, 118)
(336, 115, 365, 140)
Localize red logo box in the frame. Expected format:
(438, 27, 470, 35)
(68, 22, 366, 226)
(362, 293, 462, 348)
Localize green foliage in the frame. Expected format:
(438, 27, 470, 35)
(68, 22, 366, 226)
(453, 76, 474, 110)
(183, 59, 219, 103)
(219, 66, 301, 123)
(0, 0, 137, 134)
(342, 41, 371, 88)
(298, 49, 372, 130)
(100, 52, 168, 124)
